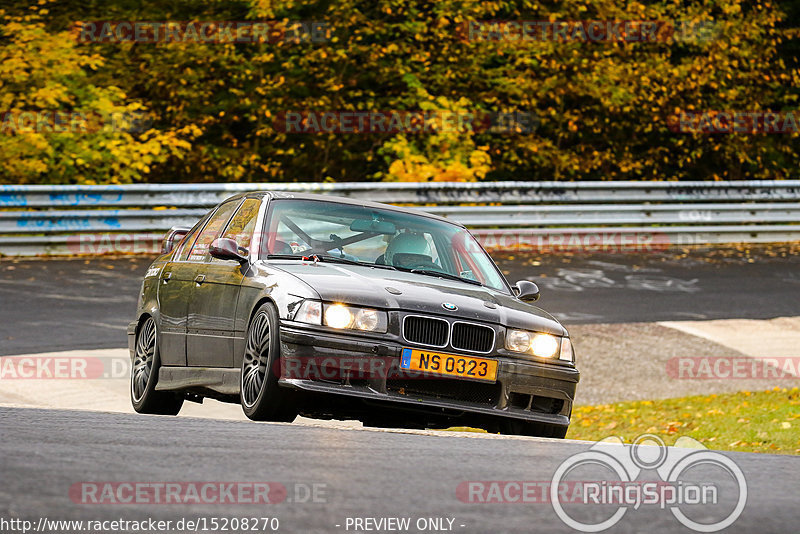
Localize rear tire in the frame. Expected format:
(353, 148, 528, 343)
(240, 302, 297, 422)
(131, 316, 184, 415)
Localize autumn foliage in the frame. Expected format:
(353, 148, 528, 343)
(0, 0, 798, 184)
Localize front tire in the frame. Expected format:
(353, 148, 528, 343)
(131, 316, 184, 415)
(240, 302, 297, 422)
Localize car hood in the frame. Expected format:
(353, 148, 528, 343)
(270, 261, 566, 336)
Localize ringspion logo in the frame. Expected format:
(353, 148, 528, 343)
(550, 435, 747, 532)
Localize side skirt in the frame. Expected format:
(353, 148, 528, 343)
(156, 366, 240, 396)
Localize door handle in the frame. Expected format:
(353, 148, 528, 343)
(194, 274, 206, 284)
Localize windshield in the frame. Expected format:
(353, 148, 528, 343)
(262, 198, 509, 292)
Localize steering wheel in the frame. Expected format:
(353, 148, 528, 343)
(391, 253, 441, 271)
(406, 260, 442, 271)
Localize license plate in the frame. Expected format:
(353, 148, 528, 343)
(400, 348, 498, 382)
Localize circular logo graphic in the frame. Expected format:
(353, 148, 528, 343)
(442, 303, 458, 311)
(550, 436, 747, 533)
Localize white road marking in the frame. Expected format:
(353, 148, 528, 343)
(659, 316, 800, 377)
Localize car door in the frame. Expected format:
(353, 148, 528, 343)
(186, 198, 262, 368)
(157, 218, 208, 367)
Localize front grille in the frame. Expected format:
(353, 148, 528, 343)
(403, 316, 448, 347)
(451, 322, 495, 353)
(387, 378, 500, 406)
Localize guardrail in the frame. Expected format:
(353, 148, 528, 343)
(1, 181, 799, 256)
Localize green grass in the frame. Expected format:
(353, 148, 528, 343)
(568, 388, 800, 454)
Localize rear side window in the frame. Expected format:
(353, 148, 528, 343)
(186, 200, 240, 262)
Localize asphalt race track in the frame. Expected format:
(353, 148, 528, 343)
(1, 407, 798, 534)
(1, 249, 799, 533)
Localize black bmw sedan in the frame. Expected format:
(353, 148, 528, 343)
(128, 191, 579, 437)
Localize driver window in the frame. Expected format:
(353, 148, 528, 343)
(221, 198, 261, 249)
(187, 200, 240, 262)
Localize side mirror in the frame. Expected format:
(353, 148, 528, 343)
(514, 280, 540, 302)
(210, 238, 249, 264)
(161, 226, 191, 254)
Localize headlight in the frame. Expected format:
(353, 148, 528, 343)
(294, 300, 322, 324)
(324, 304, 387, 332)
(294, 300, 387, 333)
(531, 333, 559, 358)
(354, 308, 380, 331)
(505, 329, 532, 353)
(505, 329, 561, 359)
(325, 304, 354, 329)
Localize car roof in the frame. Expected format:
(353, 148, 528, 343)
(238, 190, 462, 226)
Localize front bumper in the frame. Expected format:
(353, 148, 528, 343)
(279, 323, 580, 429)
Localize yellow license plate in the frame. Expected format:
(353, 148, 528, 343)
(400, 348, 498, 382)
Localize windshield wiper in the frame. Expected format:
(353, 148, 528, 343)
(266, 254, 308, 260)
(401, 268, 482, 286)
(315, 255, 398, 270)
(266, 254, 397, 270)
